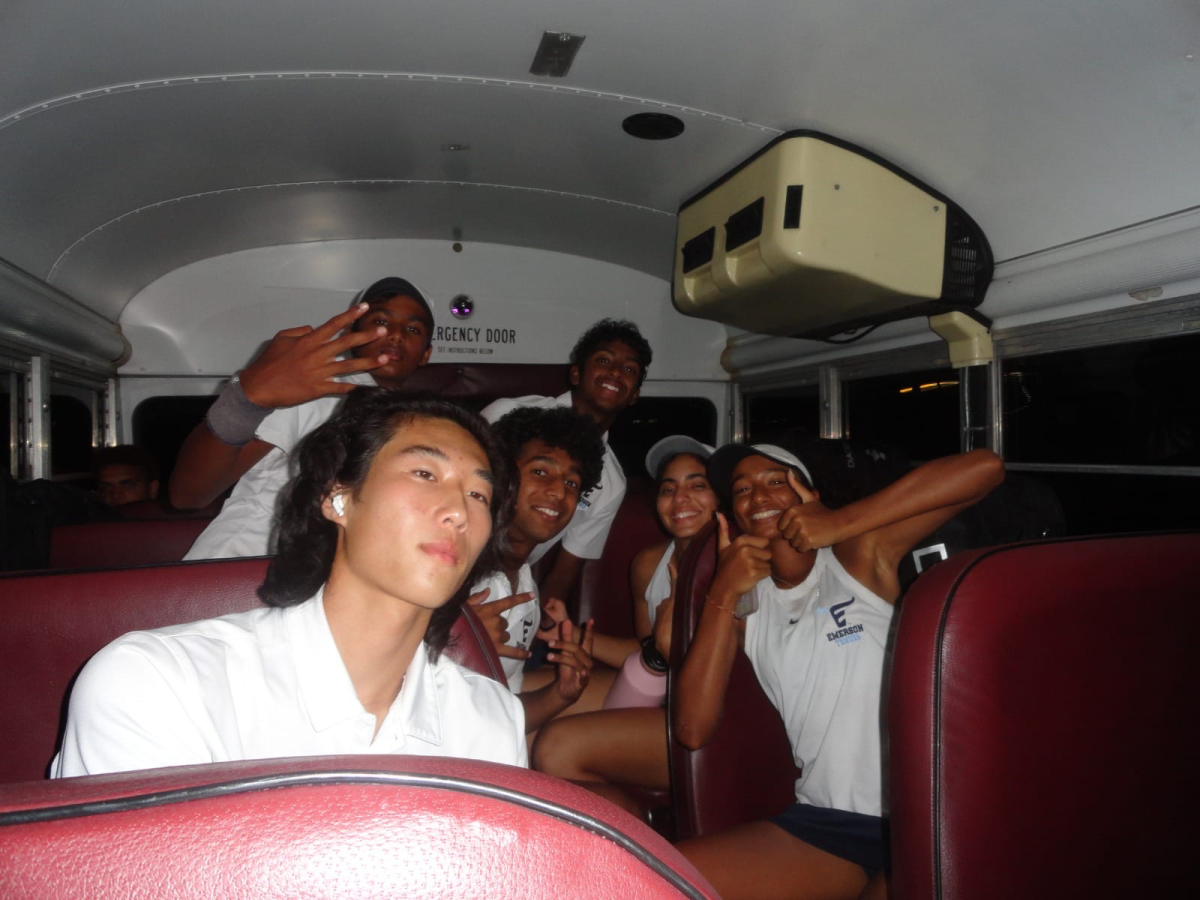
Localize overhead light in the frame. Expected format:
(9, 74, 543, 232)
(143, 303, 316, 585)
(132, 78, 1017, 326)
(623, 112, 685, 141)
(530, 31, 585, 78)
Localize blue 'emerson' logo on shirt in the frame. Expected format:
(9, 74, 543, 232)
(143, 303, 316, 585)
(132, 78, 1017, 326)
(829, 598, 855, 627)
(821, 598, 863, 645)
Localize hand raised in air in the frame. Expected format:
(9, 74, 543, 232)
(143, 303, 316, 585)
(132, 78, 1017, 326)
(237, 304, 387, 409)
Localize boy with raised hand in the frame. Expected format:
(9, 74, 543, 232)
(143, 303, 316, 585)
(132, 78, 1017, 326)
(173, 277, 434, 560)
(480, 319, 652, 603)
(467, 406, 606, 732)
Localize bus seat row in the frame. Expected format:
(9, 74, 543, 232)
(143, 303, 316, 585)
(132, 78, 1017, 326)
(0, 557, 504, 784)
(2, 526, 1195, 894)
(0, 756, 718, 899)
(47, 517, 213, 570)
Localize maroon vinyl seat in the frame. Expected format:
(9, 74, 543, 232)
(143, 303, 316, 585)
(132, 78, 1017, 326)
(889, 532, 1199, 900)
(47, 518, 213, 569)
(0, 557, 504, 783)
(667, 520, 799, 840)
(0, 755, 720, 899)
(576, 477, 664, 635)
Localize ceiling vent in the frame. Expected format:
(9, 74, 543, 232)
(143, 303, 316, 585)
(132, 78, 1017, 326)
(530, 32, 585, 78)
(672, 131, 993, 341)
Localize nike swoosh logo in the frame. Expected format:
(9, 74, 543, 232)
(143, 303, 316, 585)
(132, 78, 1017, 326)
(788, 618, 800, 625)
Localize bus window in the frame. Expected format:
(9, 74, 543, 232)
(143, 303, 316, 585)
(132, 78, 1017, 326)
(1002, 332, 1200, 535)
(846, 368, 960, 461)
(49, 394, 93, 478)
(1003, 333, 1199, 467)
(132, 395, 217, 488)
(1, 370, 18, 478)
(608, 396, 716, 478)
(745, 385, 820, 445)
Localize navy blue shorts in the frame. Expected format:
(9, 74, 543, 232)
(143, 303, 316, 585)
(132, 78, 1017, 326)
(770, 803, 889, 876)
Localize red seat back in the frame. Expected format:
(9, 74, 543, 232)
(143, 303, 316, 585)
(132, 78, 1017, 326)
(576, 477, 665, 635)
(889, 532, 1199, 900)
(48, 518, 212, 569)
(0, 755, 719, 899)
(0, 559, 503, 783)
(667, 520, 799, 840)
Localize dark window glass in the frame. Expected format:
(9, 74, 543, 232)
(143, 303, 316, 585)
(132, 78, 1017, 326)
(1030, 471, 1200, 535)
(608, 397, 717, 481)
(50, 395, 93, 476)
(846, 368, 959, 460)
(1003, 333, 1200, 466)
(1, 374, 12, 474)
(746, 386, 820, 445)
(133, 396, 217, 485)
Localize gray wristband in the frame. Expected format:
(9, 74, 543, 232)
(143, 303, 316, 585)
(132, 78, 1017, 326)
(205, 374, 271, 446)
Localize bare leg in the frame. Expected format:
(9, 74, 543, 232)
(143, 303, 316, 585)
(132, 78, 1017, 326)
(675, 820, 869, 900)
(858, 872, 887, 900)
(532, 707, 668, 788)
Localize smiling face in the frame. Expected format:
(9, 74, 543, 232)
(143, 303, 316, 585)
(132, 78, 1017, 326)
(656, 453, 718, 541)
(508, 439, 582, 547)
(352, 293, 434, 389)
(569, 340, 642, 424)
(730, 453, 805, 539)
(327, 416, 494, 609)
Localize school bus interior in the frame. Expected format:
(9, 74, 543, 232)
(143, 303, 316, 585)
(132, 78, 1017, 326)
(0, 0, 1196, 896)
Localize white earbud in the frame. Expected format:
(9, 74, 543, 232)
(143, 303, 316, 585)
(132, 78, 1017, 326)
(331, 493, 346, 517)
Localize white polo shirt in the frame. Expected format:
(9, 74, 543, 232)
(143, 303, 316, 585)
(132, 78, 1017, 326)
(471, 564, 539, 693)
(480, 392, 625, 564)
(52, 589, 527, 777)
(184, 371, 376, 561)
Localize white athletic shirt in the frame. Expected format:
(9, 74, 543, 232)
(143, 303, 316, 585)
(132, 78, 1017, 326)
(470, 564, 540, 693)
(644, 541, 674, 627)
(52, 588, 527, 777)
(184, 371, 377, 560)
(480, 392, 625, 564)
(743, 547, 894, 817)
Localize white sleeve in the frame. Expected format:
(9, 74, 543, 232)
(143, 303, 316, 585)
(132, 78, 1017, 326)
(559, 452, 626, 560)
(479, 397, 520, 424)
(52, 637, 213, 777)
(255, 403, 307, 454)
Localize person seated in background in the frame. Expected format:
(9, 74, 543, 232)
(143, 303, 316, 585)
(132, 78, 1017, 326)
(53, 391, 526, 777)
(481, 319, 652, 604)
(531, 436, 717, 799)
(467, 406, 605, 732)
(673, 443, 1004, 900)
(93, 445, 159, 508)
(173, 276, 435, 560)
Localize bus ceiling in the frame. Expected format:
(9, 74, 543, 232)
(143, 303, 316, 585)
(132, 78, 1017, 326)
(0, 1, 1197, 372)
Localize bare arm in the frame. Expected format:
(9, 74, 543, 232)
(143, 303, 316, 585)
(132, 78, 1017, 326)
(673, 515, 770, 750)
(590, 633, 639, 669)
(539, 548, 586, 608)
(778, 449, 1005, 600)
(169, 304, 385, 509)
(630, 543, 667, 641)
(168, 431, 273, 510)
(520, 621, 594, 732)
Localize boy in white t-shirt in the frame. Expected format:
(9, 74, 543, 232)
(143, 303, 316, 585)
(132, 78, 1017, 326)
(173, 277, 435, 560)
(481, 319, 652, 603)
(467, 405, 606, 732)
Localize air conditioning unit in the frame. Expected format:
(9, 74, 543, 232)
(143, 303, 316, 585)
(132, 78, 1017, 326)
(672, 131, 992, 340)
